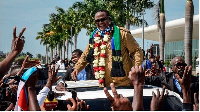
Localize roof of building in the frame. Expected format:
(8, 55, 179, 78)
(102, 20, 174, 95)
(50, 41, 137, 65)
(131, 15, 199, 42)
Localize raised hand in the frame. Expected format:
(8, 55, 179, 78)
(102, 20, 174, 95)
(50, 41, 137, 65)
(0, 26, 26, 78)
(175, 66, 192, 91)
(45, 64, 62, 88)
(78, 99, 89, 111)
(71, 69, 78, 81)
(150, 88, 169, 111)
(104, 83, 132, 111)
(128, 66, 145, 110)
(11, 26, 26, 54)
(66, 97, 89, 111)
(175, 65, 192, 104)
(128, 65, 145, 85)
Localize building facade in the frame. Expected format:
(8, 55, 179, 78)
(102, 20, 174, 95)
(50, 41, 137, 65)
(165, 39, 199, 69)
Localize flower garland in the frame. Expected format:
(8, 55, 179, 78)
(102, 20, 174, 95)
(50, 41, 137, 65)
(93, 31, 110, 84)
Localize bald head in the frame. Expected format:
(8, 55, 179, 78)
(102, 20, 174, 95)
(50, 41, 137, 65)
(170, 56, 185, 66)
(171, 56, 186, 76)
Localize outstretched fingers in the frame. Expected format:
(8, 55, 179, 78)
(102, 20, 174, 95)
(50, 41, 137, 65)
(13, 26, 16, 39)
(104, 87, 114, 103)
(18, 27, 26, 38)
(182, 66, 188, 79)
(152, 91, 156, 98)
(110, 83, 119, 98)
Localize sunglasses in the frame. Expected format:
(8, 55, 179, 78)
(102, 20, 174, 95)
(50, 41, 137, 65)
(174, 63, 187, 67)
(95, 17, 108, 23)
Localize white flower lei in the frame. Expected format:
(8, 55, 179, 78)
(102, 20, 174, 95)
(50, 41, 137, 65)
(93, 32, 110, 80)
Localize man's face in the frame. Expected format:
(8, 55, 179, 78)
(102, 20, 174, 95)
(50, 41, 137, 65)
(94, 11, 110, 31)
(71, 52, 81, 64)
(171, 57, 187, 77)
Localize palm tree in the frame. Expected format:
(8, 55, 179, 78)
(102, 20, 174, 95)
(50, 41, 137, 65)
(184, 0, 194, 66)
(159, 0, 165, 61)
(154, 0, 165, 61)
(104, 0, 154, 30)
(72, 0, 154, 36)
(49, 7, 69, 59)
(36, 24, 54, 63)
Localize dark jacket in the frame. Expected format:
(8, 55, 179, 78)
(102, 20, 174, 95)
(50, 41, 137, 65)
(145, 72, 199, 99)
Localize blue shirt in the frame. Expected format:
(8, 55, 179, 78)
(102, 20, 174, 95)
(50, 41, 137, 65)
(77, 69, 87, 81)
(172, 73, 182, 93)
(142, 60, 152, 69)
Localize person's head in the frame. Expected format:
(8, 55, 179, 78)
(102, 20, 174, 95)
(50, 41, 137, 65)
(149, 58, 155, 63)
(51, 60, 56, 65)
(10, 66, 21, 76)
(150, 58, 157, 70)
(171, 56, 187, 77)
(13, 59, 24, 66)
(64, 58, 68, 63)
(142, 49, 146, 59)
(155, 55, 160, 61)
(94, 9, 111, 31)
(56, 56, 60, 61)
(60, 60, 64, 63)
(71, 49, 83, 64)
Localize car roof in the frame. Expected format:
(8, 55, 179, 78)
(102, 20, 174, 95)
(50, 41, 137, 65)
(52, 80, 183, 103)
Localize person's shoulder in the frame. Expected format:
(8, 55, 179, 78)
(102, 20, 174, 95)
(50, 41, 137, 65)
(119, 27, 131, 33)
(164, 72, 174, 78)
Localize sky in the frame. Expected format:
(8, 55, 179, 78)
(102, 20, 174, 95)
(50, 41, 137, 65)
(0, 0, 199, 59)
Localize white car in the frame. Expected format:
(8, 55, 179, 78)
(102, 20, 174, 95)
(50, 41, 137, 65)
(52, 80, 183, 111)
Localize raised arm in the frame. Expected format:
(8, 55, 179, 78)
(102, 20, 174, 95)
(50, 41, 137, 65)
(37, 64, 61, 106)
(128, 65, 145, 111)
(0, 27, 26, 78)
(25, 69, 40, 111)
(175, 65, 193, 111)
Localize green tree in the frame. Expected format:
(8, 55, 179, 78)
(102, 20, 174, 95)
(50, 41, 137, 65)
(184, 0, 194, 66)
(36, 54, 42, 60)
(105, 0, 154, 30)
(36, 24, 54, 63)
(72, 0, 154, 35)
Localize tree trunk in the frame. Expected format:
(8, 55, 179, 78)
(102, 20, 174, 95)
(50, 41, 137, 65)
(184, 0, 194, 66)
(66, 39, 69, 59)
(63, 40, 66, 59)
(58, 43, 62, 59)
(74, 34, 78, 50)
(125, 19, 130, 30)
(45, 45, 48, 64)
(159, 13, 165, 61)
(50, 48, 53, 62)
(55, 47, 57, 57)
(125, 1, 130, 30)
